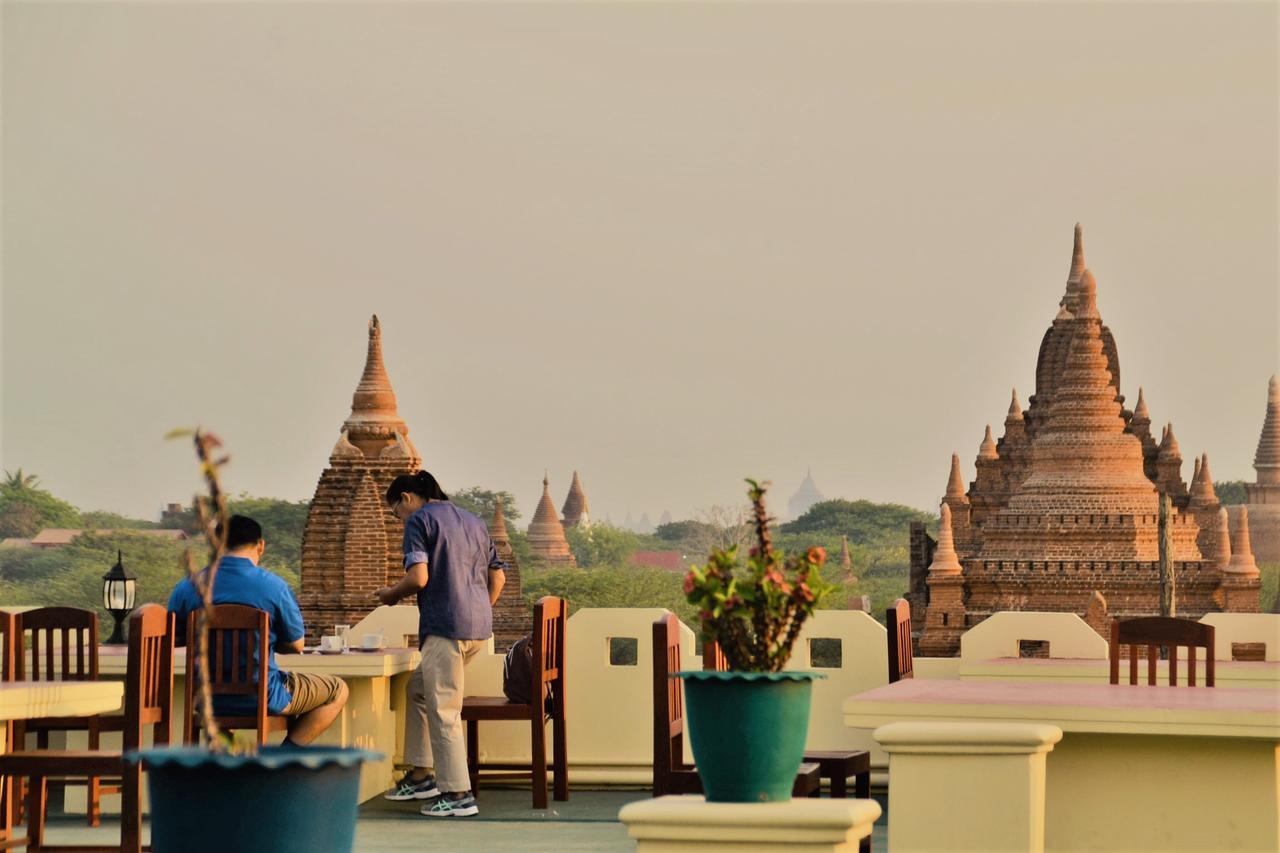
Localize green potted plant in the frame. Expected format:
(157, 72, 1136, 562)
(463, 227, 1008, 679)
(680, 478, 833, 803)
(126, 430, 379, 853)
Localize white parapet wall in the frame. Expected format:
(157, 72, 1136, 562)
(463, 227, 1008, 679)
(1199, 612, 1280, 661)
(960, 612, 1108, 662)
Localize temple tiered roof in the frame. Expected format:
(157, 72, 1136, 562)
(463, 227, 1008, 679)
(561, 471, 591, 528)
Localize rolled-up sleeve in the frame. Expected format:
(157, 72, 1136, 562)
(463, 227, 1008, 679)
(403, 514, 430, 569)
(487, 539, 507, 572)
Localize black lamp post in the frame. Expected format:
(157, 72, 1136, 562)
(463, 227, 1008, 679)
(102, 550, 137, 645)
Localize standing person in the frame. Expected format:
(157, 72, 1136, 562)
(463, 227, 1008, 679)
(376, 470, 506, 817)
(167, 515, 349, 746)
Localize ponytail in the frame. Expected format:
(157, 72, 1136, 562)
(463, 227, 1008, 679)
(385, 470, 449, 506)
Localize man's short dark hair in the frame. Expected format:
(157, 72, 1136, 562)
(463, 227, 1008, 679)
(218, 515, 263, 551)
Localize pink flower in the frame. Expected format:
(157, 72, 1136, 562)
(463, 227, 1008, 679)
(683, 571, 697, 595)
(700, 609, 714, 622)
(806, 547, 826, 565)
(794, 582, 815, 603)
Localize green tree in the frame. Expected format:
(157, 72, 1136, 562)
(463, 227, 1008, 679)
(564, 524, 646, 569)
(450, 487, 521, 528)
(782, 499, 934, 546)
(0, 472, 81, 538)
(1213, 481, 1249, 505)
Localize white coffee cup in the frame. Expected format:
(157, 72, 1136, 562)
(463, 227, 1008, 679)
(361, 633, 383, 650)
(320, 635, 343, 652)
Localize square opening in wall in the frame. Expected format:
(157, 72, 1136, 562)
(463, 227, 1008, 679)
(809, 638, 842, 668)
(609, 637, 638, 666)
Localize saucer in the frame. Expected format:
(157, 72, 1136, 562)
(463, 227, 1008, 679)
(358, 645, 384, 652)
(317, 647, 346, 655)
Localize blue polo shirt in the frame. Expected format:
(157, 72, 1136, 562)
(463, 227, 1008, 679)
(167, 556, 305, 716)
(403, 501, 506, 643)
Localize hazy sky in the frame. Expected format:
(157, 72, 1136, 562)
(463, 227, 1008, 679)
(2, 1, 1277, 527)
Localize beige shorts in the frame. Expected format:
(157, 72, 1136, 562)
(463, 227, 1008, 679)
(282, 672, 345, 716)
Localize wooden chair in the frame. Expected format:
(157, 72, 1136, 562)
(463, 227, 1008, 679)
(11, 607, 109, 827)
(0, 612, 18, 851)
(461, 597, 568, 809)
(1109, 617, 1215, 687)
(660, 617, 821, 800)
(0, 603, 175, 853)
(887, 599, 913, 683)
(182, 605, 288, 745)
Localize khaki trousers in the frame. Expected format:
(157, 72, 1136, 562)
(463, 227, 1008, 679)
(404, 635, 484, 793)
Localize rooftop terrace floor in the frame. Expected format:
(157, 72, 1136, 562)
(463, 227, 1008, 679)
(37, 787, 891, 852)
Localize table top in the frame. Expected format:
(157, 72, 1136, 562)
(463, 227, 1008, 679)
(959, 656, 1280, 687)
(97, 645, 421, 678)
(843, 678, 1280, 739)
(0, 681, 124, 722)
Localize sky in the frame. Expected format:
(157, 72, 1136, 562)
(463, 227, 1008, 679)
(2, 1, 1277, 527)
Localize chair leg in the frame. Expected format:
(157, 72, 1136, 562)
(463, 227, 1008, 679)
(120, 764, 142, 853)
(26, 775, 46, 852)
(466, 720, 479, 799)
(830, 771, 848, 798)
(87, 726, 101, 827)
(552, 711, 568, 802)
(531, 716, 548, 810)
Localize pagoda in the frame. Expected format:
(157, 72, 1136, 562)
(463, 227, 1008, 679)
(788, 469, 825, 521)
(1244, 376, 1280, 563)
(529, 475, 577, 567)
(912, 226, 1259, 656)
(561, 471, 591, 528)
(299, 316, 421, 637)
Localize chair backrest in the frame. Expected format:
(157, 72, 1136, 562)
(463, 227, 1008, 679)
(183, 604, 271, 742)
(530, 596, 566, 716)
(15, 606, 99, 682)
(1109, 617, 1215, 687)
(122, 604, 175, 751)
(887, 598, 914, 683)
(702, 638, 728, 672)
(0, 611, 15, 683)
(651, 613, 688, 795)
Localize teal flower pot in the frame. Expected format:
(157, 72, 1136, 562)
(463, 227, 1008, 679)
(676, 670, 824, 803)
(127, 746, 381, 853)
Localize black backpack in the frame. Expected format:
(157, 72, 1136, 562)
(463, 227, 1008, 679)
(502, 633, 553, 713)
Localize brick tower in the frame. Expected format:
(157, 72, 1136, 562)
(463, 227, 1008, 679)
(299, 316, 421, 638)
(916, 226, 1259, 656)
(488, 496, 529, 648)
(529, 474, 576, 567)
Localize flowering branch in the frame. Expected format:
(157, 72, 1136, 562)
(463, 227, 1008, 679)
(684, 479, 832, 672)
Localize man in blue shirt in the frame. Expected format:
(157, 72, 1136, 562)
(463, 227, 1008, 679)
(375, 470, 506, 817)
(168, 515, 348, 746)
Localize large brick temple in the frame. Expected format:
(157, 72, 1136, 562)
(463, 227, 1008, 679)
(298, 316, 527, 643)
(908, 226, 1262, 656)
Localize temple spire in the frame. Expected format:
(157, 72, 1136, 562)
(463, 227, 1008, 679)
(839, 535, 852, 570)
(1254, 375, 1280, 486)
(977, 425, 998, 460)
(1226, 507, 1260, 578)
(1007, 388, 1022, 418)
(927, 504, 963, 576)
(561, 470, 591, 528)
(945, 453, 966, 500)
(1133, 387, 1150, 421)
(1213, 508, 1232, 570)
(342, 314, 412, 456)
(1069, 223, 1085, 283)
(490, 495, 510, 543)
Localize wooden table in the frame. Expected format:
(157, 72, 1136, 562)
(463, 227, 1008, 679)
(0, 682, 124, 754)
(844, 679, 1280, 851)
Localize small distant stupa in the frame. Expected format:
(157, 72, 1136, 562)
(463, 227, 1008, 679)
(529, 474, 577, 567)
(788, 469, 825, 521)
(561, 471, 591, 529)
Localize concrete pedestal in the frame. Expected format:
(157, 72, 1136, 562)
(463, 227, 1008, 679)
(619, 795, 881, 852)
(875, 722, 1062, 853)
